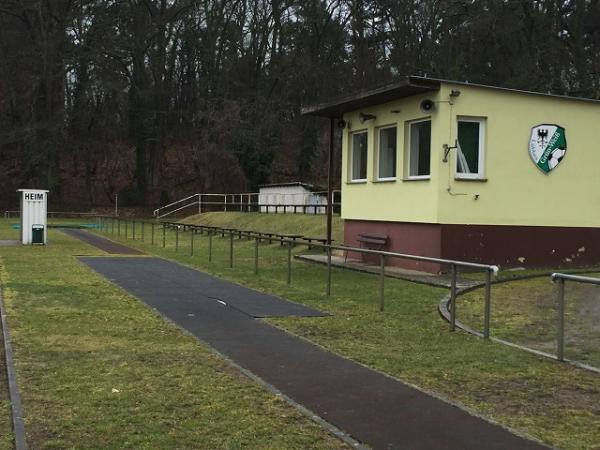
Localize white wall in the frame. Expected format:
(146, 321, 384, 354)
(258, 186, 326, 213)
(18, 189, 48, 244)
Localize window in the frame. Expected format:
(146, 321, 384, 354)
(351, 131, 368, 181)
(408, 120, 431, 178)
(377, 126, 397, 179)
(456, 118, 485, 178)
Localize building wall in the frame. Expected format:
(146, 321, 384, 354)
(343, 219, 443, 272)
(341, 91, 444, 224)
(437, 83, 600, 227)
(341, 83, 600, 228)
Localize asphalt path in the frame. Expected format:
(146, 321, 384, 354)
(80, 254, 549, 450)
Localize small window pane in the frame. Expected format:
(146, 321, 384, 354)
(457, 121, 480, 174)
(409, 121, 431, 177)
(378, 127, 397, 179)
(352, 132, 368, 180)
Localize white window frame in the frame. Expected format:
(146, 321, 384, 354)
(455, 117, 486, 180)
(350, 130, 368, 182)
(376, 125, 398, 181)
(407, 118, 432, 180)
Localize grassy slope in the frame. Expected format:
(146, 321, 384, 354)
(98, 216, 600, 450)
(0, 220, 347, 449)
(182, 212, 344, 243)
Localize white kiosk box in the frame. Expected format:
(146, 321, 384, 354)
(17, 189, 49, 245)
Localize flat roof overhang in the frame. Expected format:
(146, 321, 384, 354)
(301, 76, 441, 118)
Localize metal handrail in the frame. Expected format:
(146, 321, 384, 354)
(552, 272, 600, 361)
(551, 273, 600, 285)
(153, 194, 200, 217)
(152, 189, 342, 218)
(157, 201, 200, 218)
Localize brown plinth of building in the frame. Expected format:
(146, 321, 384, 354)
(344, 219, 600, 273)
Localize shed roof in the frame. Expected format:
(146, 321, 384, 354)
(259, 182, 314, 190)
(301, 75, 600, 118)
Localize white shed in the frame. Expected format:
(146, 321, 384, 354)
(18, 189, 49, 245)
(258, 183, 327, 214)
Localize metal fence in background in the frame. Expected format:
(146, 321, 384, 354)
(4, 211, 99, 219)
(152, 191, 342, 218)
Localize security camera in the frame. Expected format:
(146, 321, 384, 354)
(420, 99, 435, 113)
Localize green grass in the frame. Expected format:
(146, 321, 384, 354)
(0, 333, 14, 449)
(0, 220, 348, 449)
(181, 212, 344, 243)
(459, 274, 600, 368)
(95, 216, 600, 450)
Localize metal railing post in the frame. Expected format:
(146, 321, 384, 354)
(379, 254, 385, 312)
(557, 277, 565, 361)
(190, 230, 194, 256)
(141, 221, 145, 242)
(484, 268, 492, 338)
(175, 226, 179, 252)
(229, 232, 234, 268)
(208, 231, 213, 263)
(254, 237, 259, 274)
(117, 219, 121, 237)
(287, 241, 292, 284)
(162, 224, 166, 248)
(326, 246, 332, 296)
(450, 264, 457, 331)
(132, 220, 136, 240)
(151, 223, 155, 245)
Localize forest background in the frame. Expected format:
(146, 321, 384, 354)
(0, 0, 598, 210)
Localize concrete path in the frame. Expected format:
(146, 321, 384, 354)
(80, 255, 548, 450)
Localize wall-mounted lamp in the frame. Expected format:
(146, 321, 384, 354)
(449, 89, 461, 105)
(442, 140, 458, 162)
(359, 112, 376, 124)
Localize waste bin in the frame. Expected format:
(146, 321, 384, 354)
(32, 224, 45, 245)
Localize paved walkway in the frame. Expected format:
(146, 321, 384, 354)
(62, 229, 144, 255)
(80, 253, 548, 450)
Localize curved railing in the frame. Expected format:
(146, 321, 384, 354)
(438, 272, 600, 374)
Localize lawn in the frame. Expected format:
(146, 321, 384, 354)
(0, 332, 13, 449)
(458, 274, 600, 369)
(94, 214, 600, 450)
(0, 219, 348, 449)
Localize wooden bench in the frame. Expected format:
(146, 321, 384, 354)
(357, 233, 388, 250)
(345, 233, 389, 262)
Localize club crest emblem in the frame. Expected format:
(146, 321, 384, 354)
(529, 124, 567, 173)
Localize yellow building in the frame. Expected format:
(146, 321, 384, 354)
(304, 76, 600, 271)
